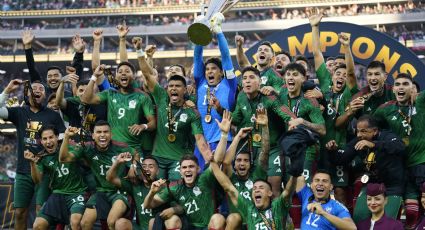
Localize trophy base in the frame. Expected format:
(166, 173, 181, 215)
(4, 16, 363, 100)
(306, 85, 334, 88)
(188, 23, 213, 46)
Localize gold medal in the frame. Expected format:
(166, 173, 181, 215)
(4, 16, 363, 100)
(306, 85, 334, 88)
(204, 114, 212, 123)
(361, 174, 369, 184)
(253, 133, 262, 142)
(168, 134, 176, 142)
(402, 137, 410, 146)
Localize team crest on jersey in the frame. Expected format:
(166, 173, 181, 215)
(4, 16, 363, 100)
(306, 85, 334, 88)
(257, 103, 264, 109)
(129, 100, 137, 109)
(261, 76, 268, 85)
(193, 186, 202, 196)
(245, 180, 253, 190)
(412, 107, 417, 115)
(180, 114, 188, 123)
(326, 207, 332, 213)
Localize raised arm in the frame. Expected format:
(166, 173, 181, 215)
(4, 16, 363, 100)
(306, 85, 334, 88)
(106, 152, 132, 188)
(143, 179, 167, 209)
(210, 161, 239, 206)
(145, 44, 156, 70)
(71, 34, 85, 80)
(193, 45, 205, 84)
(59, 127, 79, 163)
(80, 65, 104, 105)
(213, 110, 232, 164)
(55, 74, 79, 109)
(22, 29, 42, 83)
(117, 22, 129, 62)
(132, 37, 157, 93)
(255, 108, 270, 171)
(194, 134, 213, 164)
(309, 8, 325, 72)
(0, 79, 25, 119)
(92, 29, 103, 72)
(222, 127, 252, 176)
(235, 35, 251, 69)
(24, 150, 42, 184)
(339, 33, 357, 89)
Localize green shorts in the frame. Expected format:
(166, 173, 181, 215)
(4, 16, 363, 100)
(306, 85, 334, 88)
(267, 146, 283, 177)
(153, 156, 181, 181)
(404, 163, 425, 200)
(86, 191, 129, 220)
(353, 187, 402, 222)
(36, 174, 52, 206)
(38, 193, 85, 225)
(13, 173, 35, 208)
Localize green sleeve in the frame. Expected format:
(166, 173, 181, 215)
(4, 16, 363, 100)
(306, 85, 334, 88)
(142, 95, 155, 117)
(36, 161, 45, 174)
(152, 84, 167, 103)
(269, 96, 295, 122)
(120, 179, 133, 193)
(67, 96, 81, 104)
(199, 167, 216, 188)
(271, 76, 285, 93)
(97, 90, 109, 103)
(252, 163, 267, 181)
(315, 62, 332, 94)
(70, 144, 85, 160)
(273, 195, 290, 216)
(157, 187, 172, 203)
(231, 99, 243, 126)
(236, 193, 249, 219)
(307, 100, 325, 124)
(191, 111, 204, 135)
(416, 91, 425, 105)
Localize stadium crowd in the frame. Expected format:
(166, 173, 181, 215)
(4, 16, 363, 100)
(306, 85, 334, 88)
(1, 7, 425, 230)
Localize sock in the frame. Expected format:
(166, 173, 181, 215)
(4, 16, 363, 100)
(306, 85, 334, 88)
(405, 201, 420, 229)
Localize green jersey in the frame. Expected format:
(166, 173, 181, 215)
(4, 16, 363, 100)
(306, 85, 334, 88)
(97, 89, 154, 150)
(121, 179, 162, 227)
(71, 141, 135, 192)
(229, 166, 267, 216)
(260, 68, 285, 93)
(158, 168, 217, 227)
(37, 150, 87, 195)
(352, 84, 395, 116)
(374, 93, 425, 167)
(232, 92, 295, 147)
(316, 63, 359, 146)
(236, 195, 290, 230)
(151, 84, 204, 161)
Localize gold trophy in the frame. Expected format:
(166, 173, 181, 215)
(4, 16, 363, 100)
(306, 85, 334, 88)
(187, 0, 239, 46)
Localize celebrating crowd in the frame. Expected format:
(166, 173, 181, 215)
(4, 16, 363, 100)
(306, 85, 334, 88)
(1, 8, 425, 230)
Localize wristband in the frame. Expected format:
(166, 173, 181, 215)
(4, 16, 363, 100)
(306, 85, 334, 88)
(90, 75, 98, 82)
(142, 124, 148, 130)
(136, 49, 145, 58)
(221, 133, 228, 138)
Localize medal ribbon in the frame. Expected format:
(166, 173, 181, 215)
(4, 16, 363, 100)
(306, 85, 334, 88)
(259, 210, 276, 230)
(167, 104, 183, 135)
(397, 105, 412, 136)
(247, 94, 262, 140)
(288, 96, 302, 117)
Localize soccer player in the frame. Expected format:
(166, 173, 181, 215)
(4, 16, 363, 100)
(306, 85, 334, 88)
(296, 170, 356, 230)
(232, 66, 296, 197)
(273, 50, 292, 77)
(309, 7, 358, 204)
(280, 62, 326, 183)
(24, 126, 87, 230)
(135, 41, 212, 181)
(59, 122, 135, 230)
(349, 61, 395, 116)
(373, 73, 425, 229)
(193, 12, 237, 169)
(356, 183, 404, 230)
(22, 29, 84, 98)
(0, 79, 65, 230)
(107, 154, 170, 230)
(81, 63, 156, 154)
(222, 108, 270, 229)
(327, 115, 405, 222)
(235, 35, 284, 93)
(143, 111, 232, 229)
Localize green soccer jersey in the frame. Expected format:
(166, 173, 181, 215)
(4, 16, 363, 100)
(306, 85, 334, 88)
(236, 194, 290, 230)
(97, 89, 154, 151)
(374, 93, 425, 167)
(71, 141, 134, 192)
(232, 92, 295, 148)
(260, 68, 285, 93)
(151, 84, 204, 161)
(157, 168, 217, 227)
(37, 150, 87, 195)
(121, 180, 161, 227)
(228, 166, 267, 217)
(316, 63, 359, 146)
(352, 85, 395, 116)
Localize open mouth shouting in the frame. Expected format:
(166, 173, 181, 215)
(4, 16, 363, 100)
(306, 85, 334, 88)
(315, 185, 326, 197)
(48, 80, 59, 88)
(45, 142, 56, 153)
(119, 76, 130, 86)
(396, 90, 407, 101)
(286, 80, 295, 91)
(368, 79, 380, 91)
(98, 137, 108, 146)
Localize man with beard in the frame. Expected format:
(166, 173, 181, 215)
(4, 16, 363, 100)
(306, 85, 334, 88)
(22, 29, 84, 99)
(59, 122, 135, 230)
(273, 50, 292, 77)
(0, 79, 65, 230)
(137, 47, 212, 181)
(296, 170, 356, 229)
(232, 66, 297, 197)
(373, 73, 425, 229)
(309, 8, 358, 204)
(236, 36, 284, 93)
(348, 61, 395, 116)
(220, 108, 269, 229)
(107, 154, 170, 230)
(81, 63, 156, 155)
(280, 63, 326, 183)
(25, 126, 87, 230)
(193, 13, 237, 169)
(143, 111, 232, 229)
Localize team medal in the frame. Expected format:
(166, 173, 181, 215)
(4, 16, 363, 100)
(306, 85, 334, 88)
(204, 114, 212, 123)
(168, 134, 176, 142)
(124, 155, 133, 161)
(253, 133, 262, 142)
(402, 137, 410, 146)
(361, 174, 369, 184)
